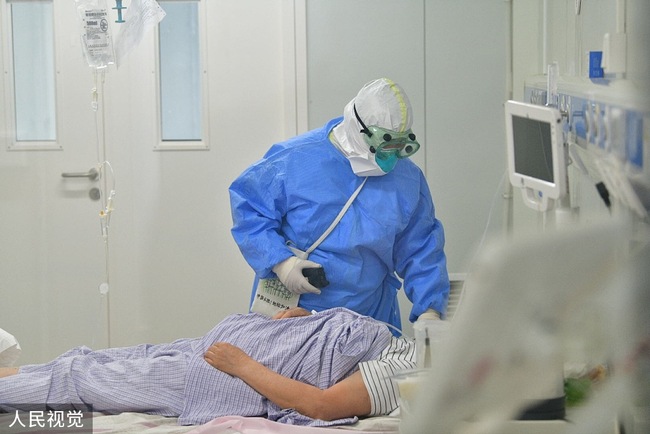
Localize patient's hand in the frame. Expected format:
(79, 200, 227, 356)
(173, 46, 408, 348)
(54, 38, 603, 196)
(272, 307, 311, 320)
(204, 342, 249, 376)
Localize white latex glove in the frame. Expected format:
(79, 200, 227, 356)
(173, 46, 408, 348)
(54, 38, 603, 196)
(272, 256, 322, 294)
(415, 309, 449, 345)
(418, 309, 441, 321)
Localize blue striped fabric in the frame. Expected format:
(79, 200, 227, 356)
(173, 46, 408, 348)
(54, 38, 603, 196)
(179, 308, 391, 425)
(1, 341, 194, 415)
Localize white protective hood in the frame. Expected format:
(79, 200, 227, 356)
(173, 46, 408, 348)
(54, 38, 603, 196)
(332, 78, 415, 176)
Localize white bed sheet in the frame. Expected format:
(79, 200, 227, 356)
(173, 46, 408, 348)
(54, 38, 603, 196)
(0, 412, 400, 434)
(0, 412, 195, 434)
(91, 413, 195, 434)
(186, 416, 400, 434)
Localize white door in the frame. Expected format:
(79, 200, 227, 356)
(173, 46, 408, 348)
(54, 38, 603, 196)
(1, 1, 111, 363)
(1, 1, 290, 365)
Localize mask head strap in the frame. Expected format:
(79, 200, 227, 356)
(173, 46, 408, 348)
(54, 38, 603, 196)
(353, 104, 373, 138)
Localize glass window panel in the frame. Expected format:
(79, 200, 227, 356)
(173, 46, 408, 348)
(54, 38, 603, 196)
(158, 1, 202, 141)
(11, 1, 57, 141)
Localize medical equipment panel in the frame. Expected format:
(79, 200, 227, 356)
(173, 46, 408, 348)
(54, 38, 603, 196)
(524, 77, 649, 219)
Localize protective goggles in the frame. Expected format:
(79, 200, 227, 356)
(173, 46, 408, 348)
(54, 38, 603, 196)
(353, 104, 420, 159)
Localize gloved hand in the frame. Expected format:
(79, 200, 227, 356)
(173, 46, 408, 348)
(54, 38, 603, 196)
(272, 256, 322, 294)
(415, 309, 449, 344)
(418, 309, 441, 321)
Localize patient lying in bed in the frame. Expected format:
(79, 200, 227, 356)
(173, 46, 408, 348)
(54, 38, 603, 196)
(0, 307, 415, 427)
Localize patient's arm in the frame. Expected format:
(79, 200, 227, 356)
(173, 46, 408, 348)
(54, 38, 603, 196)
(204, 342, 371, 421)
(0, 367, 19, 378)
(272, 307, 311, 319)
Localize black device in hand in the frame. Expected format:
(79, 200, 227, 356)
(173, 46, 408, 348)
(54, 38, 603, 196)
(302, 267, 329, 288)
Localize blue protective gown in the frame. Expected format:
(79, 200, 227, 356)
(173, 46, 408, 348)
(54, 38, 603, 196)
(229, 117, 450, 332)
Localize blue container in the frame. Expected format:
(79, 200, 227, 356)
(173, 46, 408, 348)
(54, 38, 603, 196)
(589, 51, 604, 78)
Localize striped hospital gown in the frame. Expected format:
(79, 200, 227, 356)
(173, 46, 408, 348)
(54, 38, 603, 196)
(359, 336, 416, 416)
(0, 308, 393, 427)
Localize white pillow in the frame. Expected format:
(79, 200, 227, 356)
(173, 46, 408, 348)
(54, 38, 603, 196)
(0, 327, 21, 367)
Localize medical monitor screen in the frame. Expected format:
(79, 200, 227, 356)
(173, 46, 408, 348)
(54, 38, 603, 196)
(504, 100, 566, 211)
(511, 115, 554, 183)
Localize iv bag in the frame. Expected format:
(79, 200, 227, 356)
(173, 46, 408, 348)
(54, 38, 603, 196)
(114, 0, 166, 68)
(76, 0, 115, 69)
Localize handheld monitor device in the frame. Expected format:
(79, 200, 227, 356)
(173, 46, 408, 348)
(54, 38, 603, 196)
(302, 267, 329, 288)
(505, 100, 567, 212)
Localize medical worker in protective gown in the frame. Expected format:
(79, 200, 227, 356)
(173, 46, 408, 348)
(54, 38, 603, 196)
(229, 78, 450, 333)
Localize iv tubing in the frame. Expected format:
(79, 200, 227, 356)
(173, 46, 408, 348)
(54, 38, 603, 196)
(92, 69, 112, 348)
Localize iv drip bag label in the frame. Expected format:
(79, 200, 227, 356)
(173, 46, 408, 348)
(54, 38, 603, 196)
(77, 0, 115, 69)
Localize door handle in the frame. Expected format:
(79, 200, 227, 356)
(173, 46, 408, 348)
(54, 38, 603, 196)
(61, 168, 99, 181)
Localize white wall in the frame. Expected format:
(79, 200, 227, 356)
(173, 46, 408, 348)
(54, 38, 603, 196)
(423, 2, 509, 271)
